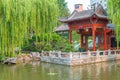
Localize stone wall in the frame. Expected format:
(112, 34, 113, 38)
(41, 50, 120, 66)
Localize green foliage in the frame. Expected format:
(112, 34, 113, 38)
(0, 54, 3, 61)
(57, 0, 70, 17)
(72, 30, 80, 43)
(57, 0, 70, 25)
(0, 0, 71, 57)
(0, 0, 58, 57)
(22, 33, 74, 52)
(62, 42, 74, 52)
(107, 0, 120, 48)
(50, 33, 74, 52)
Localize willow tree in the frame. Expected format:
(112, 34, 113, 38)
(107, 0, 120, 48)
(57, 0, 70, 17)
(0, 0, 58, 57)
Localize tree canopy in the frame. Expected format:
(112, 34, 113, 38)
(0, 0, 58, 57)
(57, 0, 70, 17)
(107, 0, 120, 48)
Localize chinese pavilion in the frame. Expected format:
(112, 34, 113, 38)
(58, 4, 114, 51)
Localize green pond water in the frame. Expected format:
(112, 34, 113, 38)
(0, 61, 120, 80)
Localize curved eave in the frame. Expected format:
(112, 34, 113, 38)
(59, 16, 108, 23)
(59, 16, 91, 23)
(59, 10, 108, 23)
(95, 13, 108, 20)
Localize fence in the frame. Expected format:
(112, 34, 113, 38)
(41, 50, 120, 66)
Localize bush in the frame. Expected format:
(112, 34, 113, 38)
(0, 54, 3, 61)
(79, 48, 85, 52)
(22, 33, 75, 52)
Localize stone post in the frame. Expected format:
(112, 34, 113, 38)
(96, 49, 99, 57)
(108, 49, 111, 55)
(88, 50, 91, 58)
(69, 52, 72, 65)
(115, 50, 117, 55)
(41, 50, 44, 57)
(49, 51, 52, 57)
(58, 51, 61, 58)
(52, 50, 55, 57)
(69, 52, 73, 59)
(79, 52, 81, 58)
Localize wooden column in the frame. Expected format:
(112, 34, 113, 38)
(104, 28, 107, 50)
(80, 34, 83, 48)
(85, 36, 88, 50)
(108, 34, 112, 49)
(92, 24, 96, 51)
(69, 29, 72, 44)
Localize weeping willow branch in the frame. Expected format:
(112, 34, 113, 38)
(0, 0, 58, 57)
(107, 0, 120, 49)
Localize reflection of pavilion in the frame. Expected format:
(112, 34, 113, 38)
(57, 4, 116, 51)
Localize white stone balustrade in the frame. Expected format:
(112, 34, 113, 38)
(40, 50, 120, 66)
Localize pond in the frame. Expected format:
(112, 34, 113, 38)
(0, 61, 120, 80)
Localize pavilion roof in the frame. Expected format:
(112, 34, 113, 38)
(59, 4, 107, 22)
(107, 24, 115, 30)
(55, 24, 69, 32)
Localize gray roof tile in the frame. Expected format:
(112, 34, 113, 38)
(59, 4, 107, 22)
(55, 24, 69, 32)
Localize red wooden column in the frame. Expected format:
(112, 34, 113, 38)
(80, 34, 83, 48)
(69, 29, 72, 44)
(85, 36, 88, 50)
(104, 27, 107, 50)
(109, 35, 111, 49)
(92, 24, 96, 51)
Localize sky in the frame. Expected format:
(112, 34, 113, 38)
(65, 0, 90, 12)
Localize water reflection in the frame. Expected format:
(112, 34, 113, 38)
(0, 61, 120, 80)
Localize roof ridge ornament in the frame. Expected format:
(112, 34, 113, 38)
(74, 4, 83, 12)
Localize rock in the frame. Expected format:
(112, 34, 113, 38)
(3, 57, 17, 64)
(2, 52, 41, 64)
(31, 52, 41, 61)
(23, 55, 32, 63)
(16, 54, 32, 64)
(16, 56, 24, 63)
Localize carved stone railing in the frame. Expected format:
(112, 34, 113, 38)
(41, 50, 120, 66)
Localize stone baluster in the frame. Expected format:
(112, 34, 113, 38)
(69, 52, 73, 59)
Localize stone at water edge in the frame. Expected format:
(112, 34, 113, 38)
(16, 54, 32, 64)
(30, 52, 41, 61)
(2, 57, 17, 64)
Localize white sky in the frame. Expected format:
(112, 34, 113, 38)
(65, 0, 90, 12)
